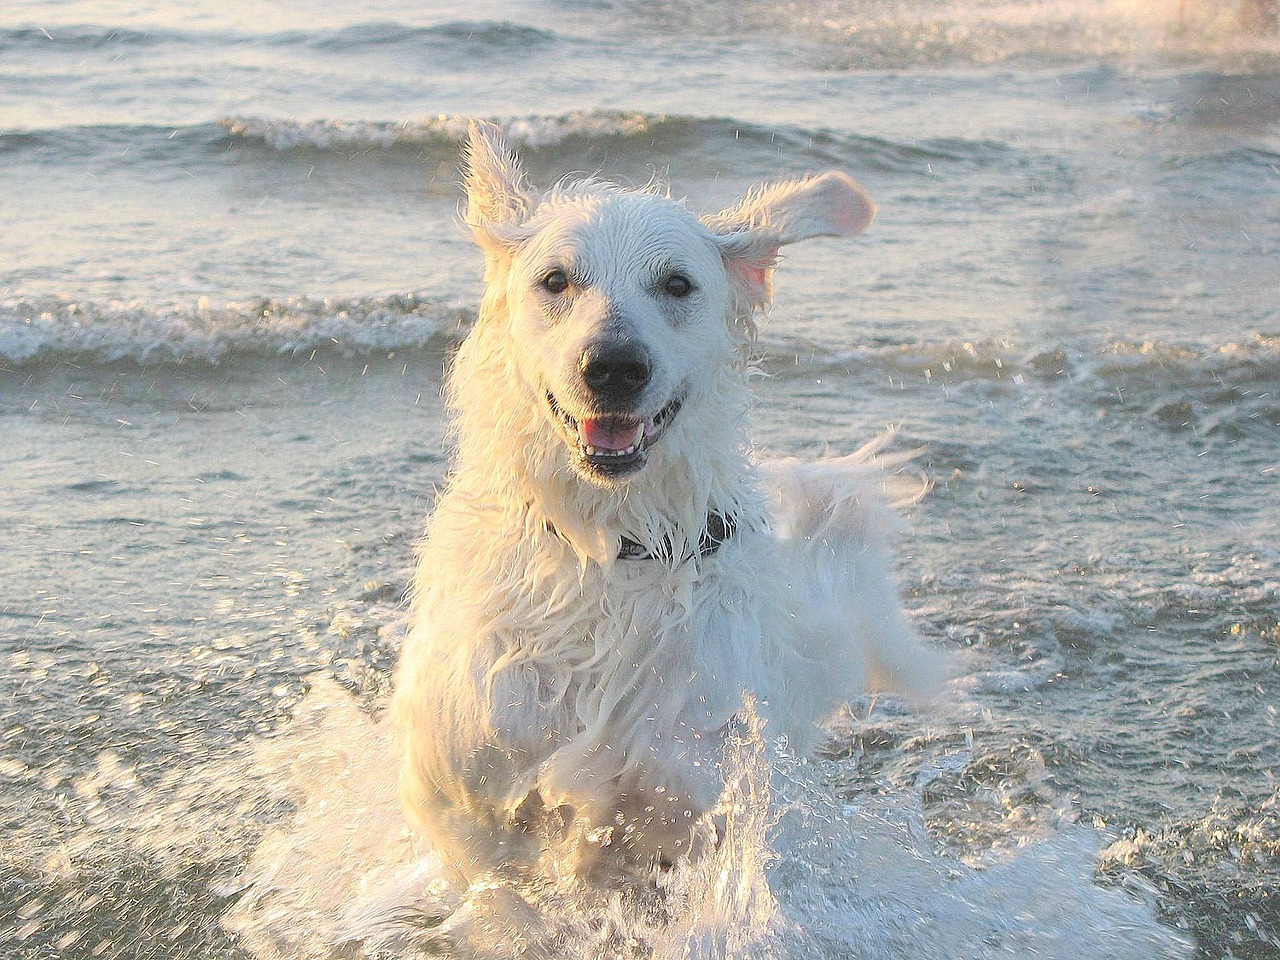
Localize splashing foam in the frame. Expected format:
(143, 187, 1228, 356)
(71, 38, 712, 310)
(201, 680, 1192, 960)
(11, 676, 1192, 958)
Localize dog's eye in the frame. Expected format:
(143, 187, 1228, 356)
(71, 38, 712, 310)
(663, 274, 693, 298)
(541, 269, 570, 295)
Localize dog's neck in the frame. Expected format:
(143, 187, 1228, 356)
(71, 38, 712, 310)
(546, 510, 737, 562)
(446, 320, 756, 565)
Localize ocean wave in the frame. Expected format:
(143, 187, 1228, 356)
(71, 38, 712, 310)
(761, 334, 1280, 437)
(0, 25, 184, 51)
(0, 109, 1054, 199)
(302, 20, 561, 52)
(7, 5, 1276, 71)
(0, 295, 467, 366)
(1085, 339, 1280, 436)
(219, 111, 658, 152)
(4, 111, 650, 160)
(0, 19, 563, 56)
(761, 334, 1280, 384)
(217, 111, 1023, 176)
(1160, 144, 1280, 173)
(4, 107, 1263, 184)
(6, 292, 1280, 403)
(1089, 337, 1280, 381)
(0, 122, 223, 162)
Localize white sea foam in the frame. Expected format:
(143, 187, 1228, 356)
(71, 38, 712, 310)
(0, 295, 466, 365)
(767, 334, 1280, 402)
(222, 111, 658, 152)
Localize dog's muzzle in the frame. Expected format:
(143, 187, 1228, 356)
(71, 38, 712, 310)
(546, 391, 683, 480)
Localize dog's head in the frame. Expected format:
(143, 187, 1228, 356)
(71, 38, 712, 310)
(461, 121, 875, 488)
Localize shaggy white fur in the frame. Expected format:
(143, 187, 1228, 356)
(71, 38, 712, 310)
(392, 122, 946, 884)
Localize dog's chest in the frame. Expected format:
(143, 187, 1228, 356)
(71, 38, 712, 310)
(485, 548, 768, 754)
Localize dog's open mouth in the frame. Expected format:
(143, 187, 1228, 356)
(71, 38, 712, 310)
(547, 392, 683, 478)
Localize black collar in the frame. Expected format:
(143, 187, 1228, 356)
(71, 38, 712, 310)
(616, 512, 737, 561)
(544, 512, 737, 562)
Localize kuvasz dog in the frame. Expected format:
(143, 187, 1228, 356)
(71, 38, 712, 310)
(392, 122, 945, 886)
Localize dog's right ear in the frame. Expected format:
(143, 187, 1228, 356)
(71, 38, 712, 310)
(462, 120, 535, 254)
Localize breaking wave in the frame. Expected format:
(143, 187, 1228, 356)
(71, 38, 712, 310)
(11, 106, 1274, 185)
(6, 293, 1279, 430)
(220, 111, 659, 153)
(2, 111, 1027, 180)
(0, 295, 467, 366)
(218, 112, 1048, 180)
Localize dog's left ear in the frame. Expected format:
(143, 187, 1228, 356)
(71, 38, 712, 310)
(704, 171, 875, 309)
(462, 120, 536, 255)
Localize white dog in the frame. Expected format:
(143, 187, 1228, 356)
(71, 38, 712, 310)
(392, 122, 944, 885)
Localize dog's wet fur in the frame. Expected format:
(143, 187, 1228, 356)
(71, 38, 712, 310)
(392, 122, 946, 890)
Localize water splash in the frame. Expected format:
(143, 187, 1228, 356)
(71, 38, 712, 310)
(211, 682, 1190, 959)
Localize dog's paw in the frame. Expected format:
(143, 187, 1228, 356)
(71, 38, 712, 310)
(440, 880, 550, 960)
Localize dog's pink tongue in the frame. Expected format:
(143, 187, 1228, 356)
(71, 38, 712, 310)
(581, 417, 643, 452)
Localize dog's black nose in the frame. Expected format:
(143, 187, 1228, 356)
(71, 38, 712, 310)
(579, 342, 652, 403)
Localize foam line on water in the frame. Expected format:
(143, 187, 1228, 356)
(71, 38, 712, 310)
(0, 294, 468, 365)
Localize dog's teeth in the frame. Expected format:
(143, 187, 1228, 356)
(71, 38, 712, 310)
(577, 415, 649, 461)
(583, 443, 641, 459)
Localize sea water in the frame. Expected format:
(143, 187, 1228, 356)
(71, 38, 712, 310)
(1, 1, 1277, 957)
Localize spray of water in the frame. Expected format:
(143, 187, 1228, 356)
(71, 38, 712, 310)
(202, 680, 1192, 960)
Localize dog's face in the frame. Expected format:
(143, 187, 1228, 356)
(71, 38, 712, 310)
(461, 122, 875, 487)
(503, 191, 736, 483)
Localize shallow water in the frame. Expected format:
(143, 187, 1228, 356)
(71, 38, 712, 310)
(3, 0, 1279, 957)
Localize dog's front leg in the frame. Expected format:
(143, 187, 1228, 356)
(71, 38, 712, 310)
(394, 617, 558, 885)
(397, 755, 541, 885)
